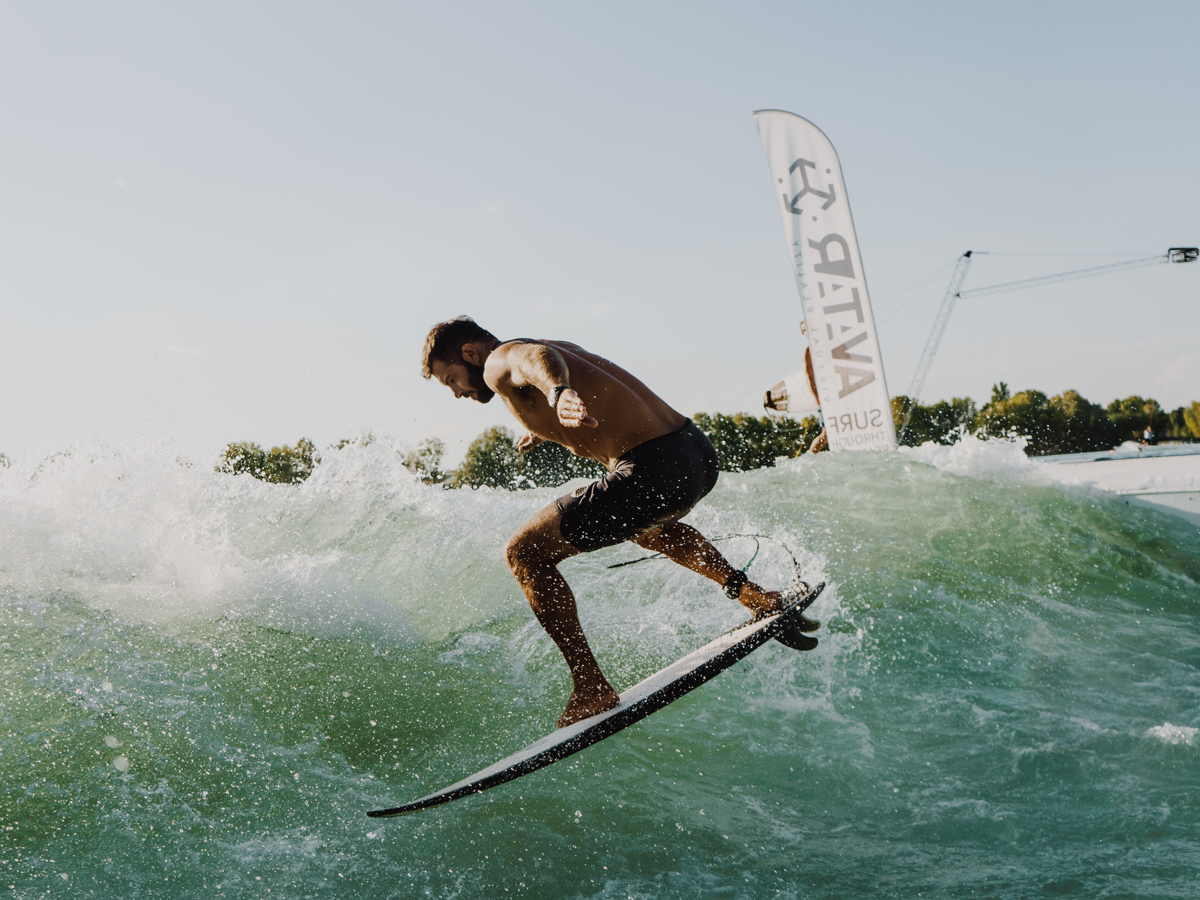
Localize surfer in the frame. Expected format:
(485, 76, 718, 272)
(422, 316, 817, 727)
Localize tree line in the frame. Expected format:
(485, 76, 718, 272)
(894, 385, 1200, 455)
(215, 388, 1200, 487)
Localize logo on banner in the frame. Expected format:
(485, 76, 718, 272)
(784, 158, 838, 213)
(783, 158, 880, 405)
(781, 155, 889, 449)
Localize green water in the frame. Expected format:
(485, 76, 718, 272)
(2, 436, 1198, 898)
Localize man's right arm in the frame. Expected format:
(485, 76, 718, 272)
(491, 342, 598, 429)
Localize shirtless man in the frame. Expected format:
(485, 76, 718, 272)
(422, 316, 816, 727)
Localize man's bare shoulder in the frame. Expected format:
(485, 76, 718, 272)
(484, 340, 565, 392)
(487, 340, 549, 370)
(482, 341, 523, 386)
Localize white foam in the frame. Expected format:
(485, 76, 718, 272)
(0, 433, 526, 642)
(901, 431, 1041, 482)
(1145, 723, 1198, 746)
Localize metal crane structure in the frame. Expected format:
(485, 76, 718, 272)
(897, 246, 1199, 443)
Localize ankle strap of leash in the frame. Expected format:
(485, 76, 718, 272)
(723, 570, 748, 600)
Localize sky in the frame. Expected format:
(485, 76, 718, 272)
(2, 1, 1197, 464)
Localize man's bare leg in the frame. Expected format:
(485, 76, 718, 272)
(631, 522, 815, 626)
(505, 504, 620, 728)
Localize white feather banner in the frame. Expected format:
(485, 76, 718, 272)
(754, 110, 897, 451)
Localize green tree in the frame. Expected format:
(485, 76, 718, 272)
(974, 388, 1060, 453)
(692, 413, 807, 471)
(519, 439, 605, 488)
(265, 438, 317, 483)
(403, 437, 447, 484)
(1106, 396, 1164, 442)
(1165, 407, 1186, 440)
(217, 438, 318, 483)
(334, 432, 375, 450)
(972, 387, 1122, 455)
(452, 426, 523, 489)
(451, 428, 605, 490)
(892, 395, 977, 447)
(1184, 401, 1200, 439)
(218, 442, 268, 479)
(1048, 390, 1120, 453)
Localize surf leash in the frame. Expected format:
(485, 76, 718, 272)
(606, 533, 800, 582)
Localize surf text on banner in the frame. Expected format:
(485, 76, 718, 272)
(753, 110, 896, 451)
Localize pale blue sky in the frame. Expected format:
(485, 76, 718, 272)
(2, 1, 1197, 462)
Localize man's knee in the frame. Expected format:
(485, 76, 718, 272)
(504, 531, 533, 576)
(505, 504, 576, 577)
(505, 526, 572, 577)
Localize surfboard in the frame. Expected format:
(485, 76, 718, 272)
(367, 581, 825, 818)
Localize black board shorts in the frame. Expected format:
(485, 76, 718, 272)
(555, 421, 720, 553)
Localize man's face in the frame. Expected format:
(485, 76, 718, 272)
(430, 356, 494, 404)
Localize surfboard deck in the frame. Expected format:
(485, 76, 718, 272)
(367, 581, 825, 818)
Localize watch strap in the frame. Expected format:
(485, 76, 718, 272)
(723, 570, 748, 600)
(548, 385, 570, 408)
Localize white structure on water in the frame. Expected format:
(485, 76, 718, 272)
(1039, 444, 1200, 528)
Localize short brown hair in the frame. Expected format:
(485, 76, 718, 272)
(420, 316, 499, 378)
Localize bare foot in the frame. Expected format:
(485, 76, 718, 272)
(557, 686, 620, 728)
(738, 582, 784, 618)
(739, 582, 821, 630)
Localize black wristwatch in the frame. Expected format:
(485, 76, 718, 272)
(548, 385, 571, 408)
(723, 570, 748, 600)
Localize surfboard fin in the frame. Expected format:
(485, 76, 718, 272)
(772, 581, 823, 651)
(792, 613, 820, 633)
(774, 626, 819, 652)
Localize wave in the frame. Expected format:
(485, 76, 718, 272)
(3, 430, 1198, 898)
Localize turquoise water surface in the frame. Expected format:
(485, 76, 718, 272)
(3, 435, 1198, 898)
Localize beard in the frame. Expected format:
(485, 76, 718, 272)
(464, 362, 495, 403)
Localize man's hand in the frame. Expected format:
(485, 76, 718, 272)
(517, 432, 545, 453)
(556, 389, 599, 428)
